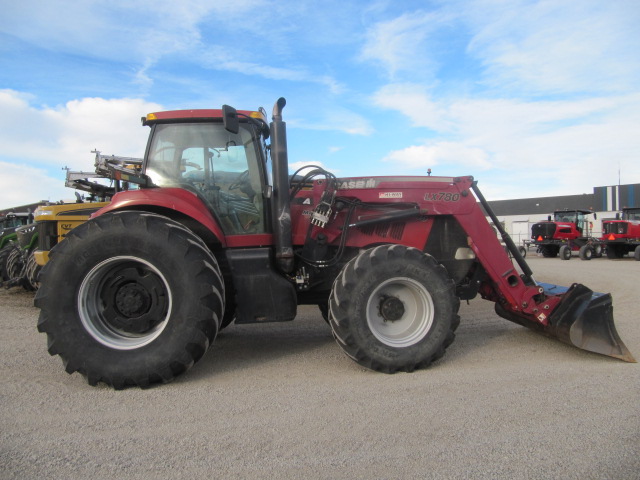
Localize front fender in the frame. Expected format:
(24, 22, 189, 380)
(93, 188, 227, 246)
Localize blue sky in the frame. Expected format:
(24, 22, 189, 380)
(1, 0, 639, 208)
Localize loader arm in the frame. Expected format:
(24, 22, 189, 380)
(455, 181, 634, 362)
(453, 182, 561, 325)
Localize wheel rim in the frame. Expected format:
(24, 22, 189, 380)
(366, 277, 434, 347)
(78, 256, 172, 350)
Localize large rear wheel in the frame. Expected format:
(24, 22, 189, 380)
(329, 245, 459, 373)
(35, 211, 224, 389)
(606, 245, 623, 259)
(0, 244, 13, 281)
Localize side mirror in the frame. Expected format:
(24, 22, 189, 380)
(593, 212, 597, 220)
(222, 104, 239, 134)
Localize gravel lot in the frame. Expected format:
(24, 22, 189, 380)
(1, 255, 638, 479)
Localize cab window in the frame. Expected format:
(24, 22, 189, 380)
(145, 123, 266, 235)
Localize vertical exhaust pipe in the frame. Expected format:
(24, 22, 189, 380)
(270, 98, 294, 273)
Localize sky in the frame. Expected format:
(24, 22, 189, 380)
(1, 0, 639, 209)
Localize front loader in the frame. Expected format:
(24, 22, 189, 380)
(35, 98, 634, 388)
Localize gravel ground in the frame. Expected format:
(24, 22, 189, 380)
(1, 255, 638, 479)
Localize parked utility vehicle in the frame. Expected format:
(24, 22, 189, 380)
(602, 207, 640, 260)
(531, 209, 602, 260)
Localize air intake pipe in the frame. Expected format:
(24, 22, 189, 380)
(270, 98, 294, 273)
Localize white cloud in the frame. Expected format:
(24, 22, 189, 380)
(0, 161, 72, 207)
(289, 161, 330, 176)
(372, 83, 449, 131)
(0, 90, 160, 167)
(1, 1, 345, 95)
(461, 0, 640, 94)
(373, 85, 640, 198)
(199, 52, 344, 94)
(290, 106, 374, 136)
(0, 1, 261, 61)
(360, 10, 451, 80)
(359, 1, 640, 95)
(0, 90, 161, 208)
(383, 142, 490, 171)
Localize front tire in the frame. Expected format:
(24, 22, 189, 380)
(578, 244, 593, 261)
(560, 245, 571, 260)
(329, 245, 459, 373)
(35, 211, 224, 389)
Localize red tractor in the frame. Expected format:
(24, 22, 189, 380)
(602, 207, 640, 260)
(35, 98, 634, 389)
(530, 209, 602, 260)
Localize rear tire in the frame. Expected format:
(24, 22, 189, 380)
(634, 245, 640, 261)
(593, 244, 603, 258)
(541, 246, 558, 258)
(606, 245, 623, 259)
(329, 245, 459, 373)
(560, 245, 571, 260)
(578, 244, 593, 261)
(5, 245, 22, 278)
(0, 244, 13, 281)
(35, 211, 224, 389)
(25, 250, 41, 290)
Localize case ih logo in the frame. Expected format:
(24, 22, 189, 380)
(338, 179, 377, 190)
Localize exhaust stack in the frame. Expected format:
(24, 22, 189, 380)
(270, 98, 294, 273)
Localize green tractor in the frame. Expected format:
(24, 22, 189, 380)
(0, 212, 34, 282)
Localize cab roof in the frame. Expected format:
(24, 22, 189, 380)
(142, 109, 266, 126)
(553, 209, 592, 215)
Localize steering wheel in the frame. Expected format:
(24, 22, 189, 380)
(183, 161, 202, 170)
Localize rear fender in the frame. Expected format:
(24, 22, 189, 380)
(94, 188, 227, 246)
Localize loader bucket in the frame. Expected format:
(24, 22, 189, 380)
(542, 283, 635, 362)
(497, 283, 636, 362)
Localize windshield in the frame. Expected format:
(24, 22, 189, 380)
(145, 122, 267, 234)
(554, 211, 588, 232)
(553, 212, 578, 223)
(624, 209, 640, 221)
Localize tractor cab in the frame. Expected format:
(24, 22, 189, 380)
(551, 209, 593, 236)
(141, 109, 271, 235)
(619, 207, 640, 222)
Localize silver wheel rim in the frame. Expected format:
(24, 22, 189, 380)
(78, 256, 172, 350)
(366, 277, 434, 347)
